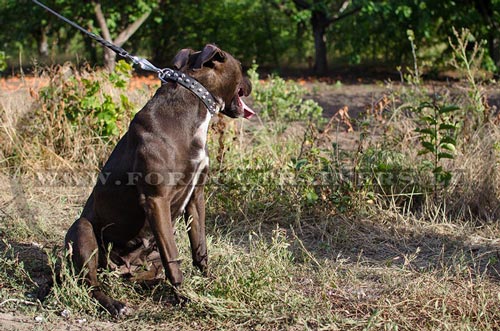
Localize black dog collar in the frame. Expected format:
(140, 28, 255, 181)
(158, 69, 221, 115)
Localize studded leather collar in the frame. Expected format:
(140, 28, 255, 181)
(158, 69, 222, 115)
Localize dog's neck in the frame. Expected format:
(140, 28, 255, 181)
(159, 68, 224, 115)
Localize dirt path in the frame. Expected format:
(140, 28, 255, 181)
(303, 81, 500, 120)
(0, 312, 117, 331)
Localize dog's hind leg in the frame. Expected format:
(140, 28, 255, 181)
(185, 186, 208, 275)
(65, 217, 126, 316)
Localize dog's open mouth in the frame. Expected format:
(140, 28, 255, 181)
(237, 88, 255, 119)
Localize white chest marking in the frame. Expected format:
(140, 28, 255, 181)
(178, 111, 212, 214)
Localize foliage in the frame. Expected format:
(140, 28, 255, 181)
(414, 100, 458, 188)
(449, 28, 489, 126)
(39, 60, 134, 139)
(1, 0, 500, 72)
(248, 65, 323, 123)
(45, 247, 101, 316)
(0, 51, 7, 72)
(143, 0, 301, 67)
(0, 240, 35, 294)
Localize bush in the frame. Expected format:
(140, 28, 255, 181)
(248, 65, 323, 124)
(39, 60, 134, 138)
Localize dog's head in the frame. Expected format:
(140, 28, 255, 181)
(172, 44, 255, 119)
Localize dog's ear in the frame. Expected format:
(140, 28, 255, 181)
(172, 48, 196, 70)
(193, 44, 226, 70)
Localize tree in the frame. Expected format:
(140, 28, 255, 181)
(145, 0, 298, 68)
(92, 1, 155, 71)
(280, 0, 362, 75)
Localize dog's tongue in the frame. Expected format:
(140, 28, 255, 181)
(239, 96, 255, 119)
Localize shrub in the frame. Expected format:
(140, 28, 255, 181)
(247, 65, 323, 124)
(39, 60, 134, 138)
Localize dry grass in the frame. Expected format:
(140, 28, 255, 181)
(0, 71, 499, 330)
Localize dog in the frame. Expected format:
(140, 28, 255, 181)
(64, 44, 254, 316)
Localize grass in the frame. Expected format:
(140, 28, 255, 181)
(0, 62, 499, 330)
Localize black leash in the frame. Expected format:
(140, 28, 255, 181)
(32, 0, 221, 115)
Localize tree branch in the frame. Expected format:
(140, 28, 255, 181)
(292, 0, 311, 10)
(114, 10, 151, 46)
(93, 2, 112, 42)
(328, 5, 362, 24)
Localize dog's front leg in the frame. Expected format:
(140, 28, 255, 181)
(143, 196, 184, 293)
(184, 186, 208, 275)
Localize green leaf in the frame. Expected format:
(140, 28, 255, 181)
(441, 136, 456, 145)
(433, 166, 443, 173)
(416, 128, 436, 136)
(438, 152, 454, 159)
(438, 105, 460, 114)
(417, 102, 433, 110)
(439, 123, 457, 130)
(421, 116, 437, 125)
(305, 190, 319, 204)
(437, 171, 452, 186)
(440, 143, 456, 152)
(420, 160, 434, 168)
(295, 159, 308, 170)
(422, 141, 436, 152)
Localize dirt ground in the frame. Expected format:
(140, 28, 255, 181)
(2, 74, 500, 120)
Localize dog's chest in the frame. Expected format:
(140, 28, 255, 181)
(177, 111, 211, 214)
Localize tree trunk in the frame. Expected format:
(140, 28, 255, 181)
(311, 11, 329, 76)
(93, 2, 151, 71)
(38, 25, 49, 58)
(103, 48, 116, 72)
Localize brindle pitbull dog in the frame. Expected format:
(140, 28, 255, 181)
(65, 44, 254, 316)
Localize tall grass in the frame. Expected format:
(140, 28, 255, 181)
(0, 40, 499, 329)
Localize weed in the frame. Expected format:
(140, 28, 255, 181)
(449, 28, 488, 126)
(0, 240, 36, 297)
(38, 60, 134, 139)
(44, 247, 100, 316)
(414, 99, 458, 189)
(248, 64, 323, 124)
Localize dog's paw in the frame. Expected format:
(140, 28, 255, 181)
(173, 290, 190, 307)
(93, 291, 128, 317)
(106, 300, 128, 317)
(193, 258, 208, 276)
